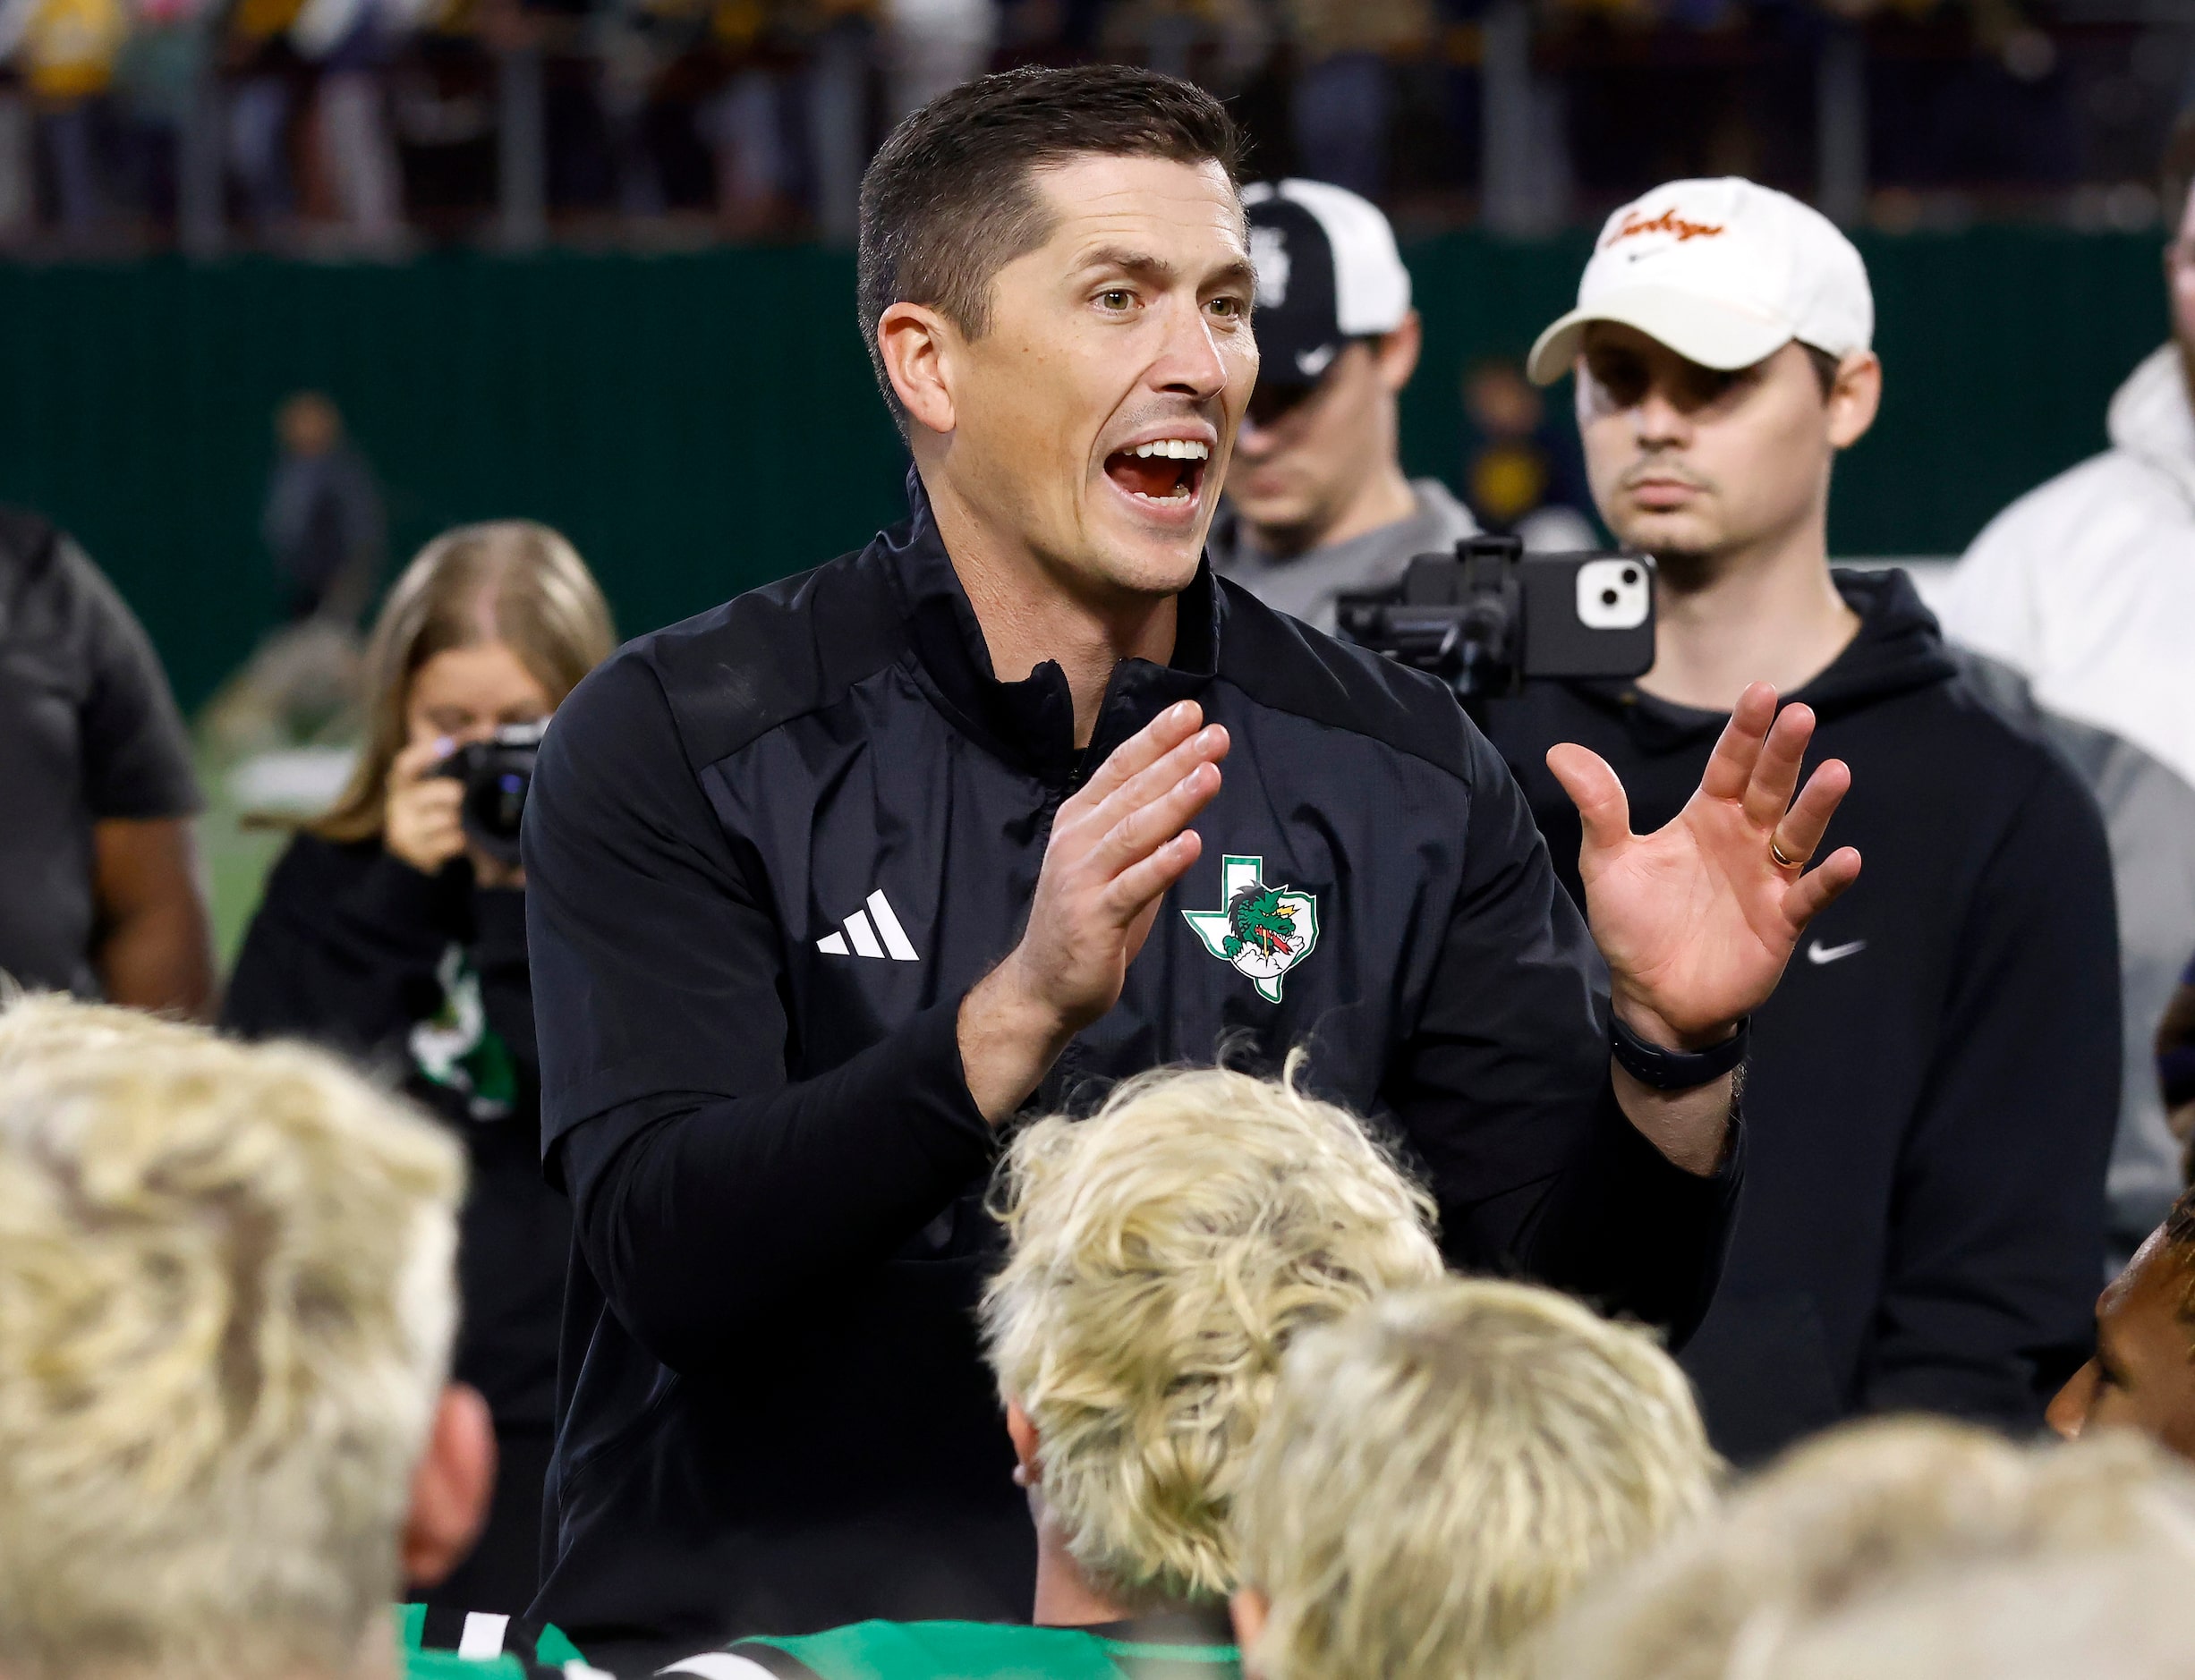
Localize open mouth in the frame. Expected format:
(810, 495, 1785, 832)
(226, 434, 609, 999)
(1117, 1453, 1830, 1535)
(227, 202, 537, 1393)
(1104, 438, 1211, 511)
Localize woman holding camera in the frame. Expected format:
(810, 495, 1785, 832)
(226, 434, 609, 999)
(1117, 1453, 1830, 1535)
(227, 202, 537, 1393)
(225, 521, 616, 1611)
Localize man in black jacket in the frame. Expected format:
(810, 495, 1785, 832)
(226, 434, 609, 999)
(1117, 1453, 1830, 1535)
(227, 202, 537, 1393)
(1485, 176, 2119, 1464)
(523, 72, 1860, 1666)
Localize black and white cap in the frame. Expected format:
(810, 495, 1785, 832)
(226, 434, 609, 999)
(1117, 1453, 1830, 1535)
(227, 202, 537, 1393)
(1242, 179, 1414, 388)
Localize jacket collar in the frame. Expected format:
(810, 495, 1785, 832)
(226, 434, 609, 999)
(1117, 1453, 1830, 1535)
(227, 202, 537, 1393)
(1080, 1603, 1239, 1649)
(886, 468, 1219, 786)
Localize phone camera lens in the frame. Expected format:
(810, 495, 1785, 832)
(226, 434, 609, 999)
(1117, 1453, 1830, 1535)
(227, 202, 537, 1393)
(1601, 589, 1620, 607)
(1621, 567, 1638, 586)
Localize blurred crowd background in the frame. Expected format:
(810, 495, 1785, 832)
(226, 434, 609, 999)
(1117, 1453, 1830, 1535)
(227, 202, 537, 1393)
(1, 0, 2190, 957)
(0, 0, 2183, 252)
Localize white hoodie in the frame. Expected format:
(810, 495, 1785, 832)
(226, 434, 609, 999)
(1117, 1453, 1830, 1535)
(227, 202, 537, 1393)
(1945, 344, 2195, 1245)
(1943, 344, 2195, 793)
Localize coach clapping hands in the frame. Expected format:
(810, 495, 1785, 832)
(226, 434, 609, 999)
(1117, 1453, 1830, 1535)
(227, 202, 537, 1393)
(959, 701, 1229, 1118)
(517, 66, 1857, 1667)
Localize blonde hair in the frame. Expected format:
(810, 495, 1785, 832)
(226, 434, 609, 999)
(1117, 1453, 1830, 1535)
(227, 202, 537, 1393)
(1235, 1277, 1718, 1680)
(0, 990, 210, 1073)
(1532, 1418, 2195, 1680)
(1761, 1548, 2195, 1680)
(0, 1022, 464, 1680)
(980, 1062, 1443, 1608)
(313, 520, 615, 843)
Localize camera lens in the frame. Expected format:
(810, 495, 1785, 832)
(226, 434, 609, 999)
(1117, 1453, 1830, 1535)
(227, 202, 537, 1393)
(1621, 567, 1639, 586)
(1601, 589, 1620, 607)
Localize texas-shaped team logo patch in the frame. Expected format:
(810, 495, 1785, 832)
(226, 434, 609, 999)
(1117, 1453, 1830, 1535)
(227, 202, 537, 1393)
(1182, 854, 1320, 1004)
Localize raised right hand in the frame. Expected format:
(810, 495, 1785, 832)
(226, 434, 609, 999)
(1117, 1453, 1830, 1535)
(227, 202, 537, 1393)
(957, 700, 1229, 1122)
(384, 737, 467, 877)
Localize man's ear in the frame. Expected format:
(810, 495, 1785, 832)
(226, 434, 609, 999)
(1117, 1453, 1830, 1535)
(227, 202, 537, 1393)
(1229, 1588, 1270, 1673)
(402, 1383, 498, 1591)
(1374, 310, 1423, 395)
(879, 301, 959, 437)
(1005, 1398, 1040, 1491)
(1825, 350, 1882, 450)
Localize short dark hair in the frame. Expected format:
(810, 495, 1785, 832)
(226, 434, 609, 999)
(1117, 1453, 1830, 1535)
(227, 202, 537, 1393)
(855, 64, 1244, 429)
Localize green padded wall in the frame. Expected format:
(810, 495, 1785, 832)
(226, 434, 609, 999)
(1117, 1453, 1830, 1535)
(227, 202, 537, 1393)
(0, 228, 2169, 711)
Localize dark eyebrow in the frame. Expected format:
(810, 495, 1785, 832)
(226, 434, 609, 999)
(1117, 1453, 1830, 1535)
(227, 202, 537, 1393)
(1208, 256, 1257, 294)
(1078, 246, 1255, 294)
(1079, 246, 1176, 284)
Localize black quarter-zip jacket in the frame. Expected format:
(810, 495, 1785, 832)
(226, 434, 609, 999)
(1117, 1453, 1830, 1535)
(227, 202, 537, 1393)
(1483, 569, 2120, 1465)
(521, 479, 1740, 1667)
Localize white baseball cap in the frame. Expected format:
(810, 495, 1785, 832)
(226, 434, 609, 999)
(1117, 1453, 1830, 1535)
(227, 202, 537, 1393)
(1526, 177, 1873, 386)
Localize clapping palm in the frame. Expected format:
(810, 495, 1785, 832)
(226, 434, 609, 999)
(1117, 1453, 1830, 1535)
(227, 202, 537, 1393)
(1548, 683, 1863, 1048)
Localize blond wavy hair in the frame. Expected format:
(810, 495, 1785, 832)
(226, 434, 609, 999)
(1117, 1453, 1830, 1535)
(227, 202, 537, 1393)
(0, 1022, 464, 1680)
(0, 990, 209, 1073)
(980, 1062, 1444, 1608)
(1234, 1277, 1717, 1680)
(1532, 1418, 2195, 1680)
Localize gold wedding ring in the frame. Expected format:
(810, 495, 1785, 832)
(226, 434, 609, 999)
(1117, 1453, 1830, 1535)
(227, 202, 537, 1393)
(1770, 837, 1805, 870)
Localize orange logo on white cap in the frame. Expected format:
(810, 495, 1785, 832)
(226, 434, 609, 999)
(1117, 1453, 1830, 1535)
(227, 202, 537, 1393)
(1604, 205, 1727, 249)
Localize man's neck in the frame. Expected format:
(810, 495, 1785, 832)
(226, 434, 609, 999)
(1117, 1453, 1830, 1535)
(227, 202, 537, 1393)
(924, 471, 1177, 749)
(1635, 515, 1860, 713)
(1246, 459, 1418, 562)
(1031, 1527, 1161, 1629)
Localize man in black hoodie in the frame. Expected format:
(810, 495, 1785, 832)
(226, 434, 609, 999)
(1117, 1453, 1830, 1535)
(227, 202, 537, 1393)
(1484, 176, 2120, 1463)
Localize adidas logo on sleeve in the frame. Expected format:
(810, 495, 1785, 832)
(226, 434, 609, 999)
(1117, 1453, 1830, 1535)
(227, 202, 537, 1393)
(816, 890, 919, 962)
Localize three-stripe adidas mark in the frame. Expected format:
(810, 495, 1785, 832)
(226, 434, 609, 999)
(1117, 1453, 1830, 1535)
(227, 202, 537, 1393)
(817, 890, 919, 962)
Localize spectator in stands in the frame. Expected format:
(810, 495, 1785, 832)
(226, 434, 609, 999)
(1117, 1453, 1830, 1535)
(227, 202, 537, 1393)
(663, 1063, 1443, 1680)
(293, 0, 408, 243)
(225, 520, 616, 1616)
(1485, 177, 2120, 1464)
(112, 0, 215, 234)
(0, 44, 29, 241)
(263, 389, 387, 625)
(1230, 1277, 1717, 1680)
(222, 0, 302, 233)
(1534, 1419, 2195, 1680)
(881, 0, 991, 123)
(1210, 178, 1478, 632)
(0, 1013, 539, 1680)
(0, 505, 214, 1015)
(18, 0, 127, 233)
(1283, 0, 1425, 201)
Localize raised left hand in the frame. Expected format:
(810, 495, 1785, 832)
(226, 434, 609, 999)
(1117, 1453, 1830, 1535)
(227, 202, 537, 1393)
(1548, 681, 1862, 1049)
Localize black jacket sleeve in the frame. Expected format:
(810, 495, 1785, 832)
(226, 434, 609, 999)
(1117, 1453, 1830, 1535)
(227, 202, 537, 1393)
(523, 655, 997, 1375)
(1858, 752, 2118, 1424)
(223, 833, 455, 1057)
(1388, 724, 1739, 1345)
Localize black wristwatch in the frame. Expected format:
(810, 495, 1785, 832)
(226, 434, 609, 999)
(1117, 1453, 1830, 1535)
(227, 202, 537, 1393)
(1611, 1014, 1749, 1091)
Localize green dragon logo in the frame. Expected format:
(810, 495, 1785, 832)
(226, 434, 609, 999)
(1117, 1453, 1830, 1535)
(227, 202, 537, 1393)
(1183, 854, 1321, 1003)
